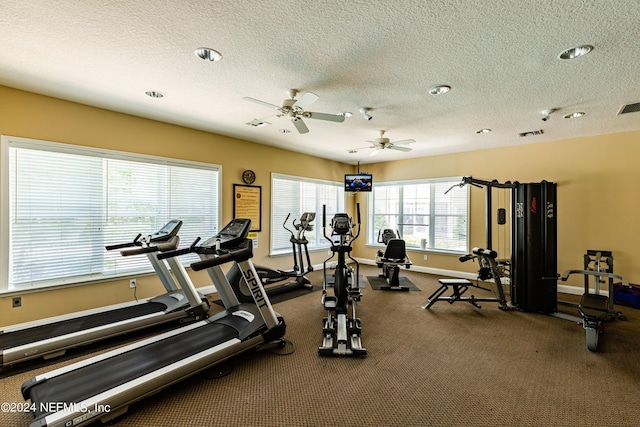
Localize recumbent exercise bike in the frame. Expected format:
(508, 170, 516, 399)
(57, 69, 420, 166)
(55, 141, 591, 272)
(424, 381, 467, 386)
(375, 228, 412, 291)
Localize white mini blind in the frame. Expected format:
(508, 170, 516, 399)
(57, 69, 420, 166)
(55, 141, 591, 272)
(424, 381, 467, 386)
(369, 178, 468, 253)
(1, 136, 220, 291)
(270, 173, 345, 255)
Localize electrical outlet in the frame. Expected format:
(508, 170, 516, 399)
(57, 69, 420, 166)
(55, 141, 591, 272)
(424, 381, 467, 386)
(423, 255, 428, 261)
(129, 279, 137, 288)
(12, 297, 22, 308)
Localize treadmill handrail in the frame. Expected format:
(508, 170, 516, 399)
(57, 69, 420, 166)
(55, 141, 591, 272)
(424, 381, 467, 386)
(105, 234, 142, 251)
(120, 235, 180, 256)
(157, 237, 202, 260)
(190, 240, 253, 271)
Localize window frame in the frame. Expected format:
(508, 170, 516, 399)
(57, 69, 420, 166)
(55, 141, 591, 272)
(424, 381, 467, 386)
(1, 135, 222, 293)
(270, 172, 345, 256)
(368, 177, 469, 254)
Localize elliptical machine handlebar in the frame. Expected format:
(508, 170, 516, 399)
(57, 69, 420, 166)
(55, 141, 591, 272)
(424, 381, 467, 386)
(282, 213, 293, 236)
(353, 203, 361, 240)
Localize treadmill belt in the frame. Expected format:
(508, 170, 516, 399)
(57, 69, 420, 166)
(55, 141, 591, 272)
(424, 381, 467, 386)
(26, 321, 239, 418)
(0, 302, 166, 350)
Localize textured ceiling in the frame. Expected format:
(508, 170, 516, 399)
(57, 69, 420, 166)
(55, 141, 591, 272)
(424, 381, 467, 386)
(1, 1, 640, 164)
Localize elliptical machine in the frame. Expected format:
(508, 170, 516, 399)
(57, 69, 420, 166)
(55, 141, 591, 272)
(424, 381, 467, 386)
(318, 204, 366, 357)
(228, 212, 315, 303)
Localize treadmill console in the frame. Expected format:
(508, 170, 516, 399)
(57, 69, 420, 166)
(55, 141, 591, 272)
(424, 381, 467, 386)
(201, 218, 251, 249)
(149, 220, 183, 242)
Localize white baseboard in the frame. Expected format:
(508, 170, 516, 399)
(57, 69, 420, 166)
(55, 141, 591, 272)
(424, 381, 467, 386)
(353, 258, 600, 296)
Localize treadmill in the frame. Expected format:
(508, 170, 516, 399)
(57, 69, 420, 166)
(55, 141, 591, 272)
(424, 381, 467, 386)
(0, 220, 209, 367)
(21, 218, 286, 427)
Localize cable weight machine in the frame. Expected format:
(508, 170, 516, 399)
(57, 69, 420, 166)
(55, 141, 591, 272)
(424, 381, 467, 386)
(427, 177, 626, 351)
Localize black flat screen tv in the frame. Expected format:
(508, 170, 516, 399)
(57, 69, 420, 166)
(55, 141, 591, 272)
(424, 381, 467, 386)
(345, 173, 373, 192)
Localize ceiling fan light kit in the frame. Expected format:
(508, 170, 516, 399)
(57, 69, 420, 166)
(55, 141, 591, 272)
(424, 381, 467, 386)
(350, 130, 415, 156)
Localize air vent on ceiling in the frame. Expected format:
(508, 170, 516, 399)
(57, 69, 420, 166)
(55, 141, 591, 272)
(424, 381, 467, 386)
(246, 119, 270, 128)
(617, 102, 640, 115)
(518, 129, 544, 137)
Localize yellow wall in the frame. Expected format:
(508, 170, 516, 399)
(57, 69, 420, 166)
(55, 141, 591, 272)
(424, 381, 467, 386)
(0, 86, 351, 326)
(2, 84, 640, 326)
(353, 131, 640, 288)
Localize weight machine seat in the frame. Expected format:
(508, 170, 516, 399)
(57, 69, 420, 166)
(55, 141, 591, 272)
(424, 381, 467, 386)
(579, 293, 610, 321)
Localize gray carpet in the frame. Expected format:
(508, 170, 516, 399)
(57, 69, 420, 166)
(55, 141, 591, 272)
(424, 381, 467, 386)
(367, 275, 421, 291)
(324, 274, 366, 288)
(3, 265, 639, 427)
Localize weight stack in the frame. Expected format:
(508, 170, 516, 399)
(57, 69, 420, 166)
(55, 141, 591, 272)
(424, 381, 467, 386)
(511, 181, 557, 312)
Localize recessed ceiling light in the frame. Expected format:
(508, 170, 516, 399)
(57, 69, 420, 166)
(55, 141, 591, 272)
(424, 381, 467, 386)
(145, 91, 164, 98)
(475, 128, 491, 134)
(429, 85, 451, 95)
(195, 47, 223, 62)
(348, 150, 358, 154)
(558, 45, 593, 60)
(279, 129, 291, 134)
(563, 112, 585, 119)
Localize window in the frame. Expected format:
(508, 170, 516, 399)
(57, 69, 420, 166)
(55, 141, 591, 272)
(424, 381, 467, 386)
(369, 178, 468, 253)
(1, 136, 220, 292)
(270, 173, 345, 255)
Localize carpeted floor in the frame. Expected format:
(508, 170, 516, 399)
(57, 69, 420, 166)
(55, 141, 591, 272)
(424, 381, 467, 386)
(367, 275, 421, 291)
(2, 265, 639, 427)
(325, 274, 366, 288)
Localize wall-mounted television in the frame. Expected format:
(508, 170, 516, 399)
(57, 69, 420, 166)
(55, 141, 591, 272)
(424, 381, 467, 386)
(345, 173, 373, 192)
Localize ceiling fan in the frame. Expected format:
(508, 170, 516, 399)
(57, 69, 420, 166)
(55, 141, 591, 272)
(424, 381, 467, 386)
(353, 130, 415, 156)
(243, 89, 345, 134)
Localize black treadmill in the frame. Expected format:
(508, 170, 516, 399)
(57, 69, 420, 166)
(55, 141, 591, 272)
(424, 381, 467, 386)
(1, 220, 209, 367)
(21, 218, 286, 427)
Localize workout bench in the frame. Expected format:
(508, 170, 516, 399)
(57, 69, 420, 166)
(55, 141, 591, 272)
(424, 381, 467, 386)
(422, 279, 480, 309)
(422, 247, 511, 310)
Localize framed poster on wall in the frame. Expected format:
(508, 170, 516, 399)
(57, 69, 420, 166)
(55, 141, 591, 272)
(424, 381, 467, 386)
(233, 184, 262, 232)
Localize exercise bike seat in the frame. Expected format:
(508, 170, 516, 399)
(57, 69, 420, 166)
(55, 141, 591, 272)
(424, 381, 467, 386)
(377, 239, 411, 265)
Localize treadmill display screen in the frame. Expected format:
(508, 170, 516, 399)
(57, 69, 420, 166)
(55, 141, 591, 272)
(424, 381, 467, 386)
(202, 218, 251, 248)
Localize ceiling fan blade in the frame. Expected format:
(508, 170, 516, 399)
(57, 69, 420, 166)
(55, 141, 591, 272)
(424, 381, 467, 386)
(303, 112, 345, 122)
(391, 139, 415, 146)
(242, 97, 280, 110)
(347, 145, 377, 152)
(369, 148, 381, 156)
(291, 117, 309, 134)
(292, 92, 319, 110)
(389, 145, 412, 152)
